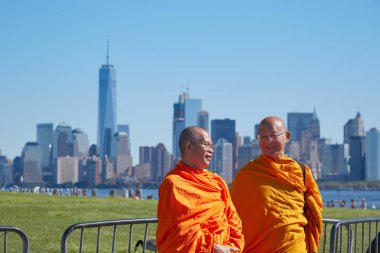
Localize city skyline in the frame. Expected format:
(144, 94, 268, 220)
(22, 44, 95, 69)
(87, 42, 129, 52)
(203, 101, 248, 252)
(1, 1, 380, 161)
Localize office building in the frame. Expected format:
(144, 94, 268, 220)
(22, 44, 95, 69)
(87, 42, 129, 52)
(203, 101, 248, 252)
(211, 118, 237, 172)
(111, 131, 132, 175)
(197, 110, 209, 132)
(366, 128, 380, 180)
(0, 156, 12, 186)
(54, 156, 79, 184)
(36, 123, 53, 170)
(321, 143, 349, 181)
(98, 43, 117, 157)
(70, 129, 89, 158)
(349, 136, 366, 181)
(287, 111, 319, 142)
(53, 122, 72, 158)
(22, 142, 43, 185)
(213, 138, 233, 184)
(344, 112, 365, 144)
(172, 92, 203, 162)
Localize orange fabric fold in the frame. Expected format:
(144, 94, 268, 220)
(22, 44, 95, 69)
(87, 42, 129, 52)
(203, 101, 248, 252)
(230, 154, 323, 253)
(156, 161, 244, 253)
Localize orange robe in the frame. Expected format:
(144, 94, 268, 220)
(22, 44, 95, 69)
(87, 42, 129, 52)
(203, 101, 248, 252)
(156, 161, 245, 253)
(230, 154, 323, 253)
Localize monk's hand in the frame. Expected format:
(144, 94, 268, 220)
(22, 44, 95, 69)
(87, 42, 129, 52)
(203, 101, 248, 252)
(214, 244, 239, 253)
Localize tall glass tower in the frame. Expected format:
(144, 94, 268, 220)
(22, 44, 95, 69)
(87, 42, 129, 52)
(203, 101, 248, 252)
(98, 42, 117, 157)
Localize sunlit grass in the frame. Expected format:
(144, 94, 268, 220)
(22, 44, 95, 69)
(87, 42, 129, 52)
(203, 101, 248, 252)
(0, 192, 157, 252)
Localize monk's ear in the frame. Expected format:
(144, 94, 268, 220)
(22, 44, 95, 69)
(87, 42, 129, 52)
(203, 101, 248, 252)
(285, 131, 291, 143)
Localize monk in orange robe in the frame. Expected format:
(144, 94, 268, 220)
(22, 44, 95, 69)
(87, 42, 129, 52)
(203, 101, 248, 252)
(230, 116, 323, 253)
(157, 126, 244, 253)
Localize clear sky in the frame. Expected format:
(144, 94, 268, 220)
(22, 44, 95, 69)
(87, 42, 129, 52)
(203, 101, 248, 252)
(1, 1, 380, 162)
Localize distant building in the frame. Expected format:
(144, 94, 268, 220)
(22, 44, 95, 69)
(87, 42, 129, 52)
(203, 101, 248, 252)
(172, 92, 203, 162)
(53, 122, 72, 158)
(139, 146, 156, 180)
(139, 143, 172, 182)
(111, 131, 132, 175)
(197, 110, 209, 132)
(213, 138, 233, 185)
(117, 124, 130, 136)
(0, 156, 13, 186)
(98, 43, 117, 158)
(133, 163, 151, 180)
(22, 142, 43, 185)
(344, 112, 365, 144)
(321, 143, 349, 181)
(36, 123, 53, 171)
(154, 143, 172, 182)
(54, 156, 79, 184)
(70, 129, 89, 158)
(82, 156, 102, 186)
(366, 128, 380, 180)
(237, 140, 261, 170)
(211, 118, 237, 173)
(349, 136, 366, 181)
(287, 111, 317, 142)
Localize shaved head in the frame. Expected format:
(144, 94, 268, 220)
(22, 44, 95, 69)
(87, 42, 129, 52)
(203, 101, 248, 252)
(179, 126, 206, 156)
(259, 116, 287, 132)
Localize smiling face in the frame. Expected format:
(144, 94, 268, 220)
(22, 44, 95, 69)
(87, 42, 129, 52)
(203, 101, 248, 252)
(258, 116, 290, 159)
(182, 128, 214, 170)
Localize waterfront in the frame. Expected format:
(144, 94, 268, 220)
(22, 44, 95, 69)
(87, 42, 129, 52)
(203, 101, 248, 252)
(3, 187, 380, 209)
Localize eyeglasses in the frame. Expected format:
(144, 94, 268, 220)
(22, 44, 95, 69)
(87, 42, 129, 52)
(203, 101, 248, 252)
(257, 131, 287, 142)
(188, 141, 215, 150)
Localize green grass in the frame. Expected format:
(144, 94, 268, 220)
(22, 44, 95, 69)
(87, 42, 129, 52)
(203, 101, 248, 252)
(0, 192, 157, 252)
(1, 192, 380, 252)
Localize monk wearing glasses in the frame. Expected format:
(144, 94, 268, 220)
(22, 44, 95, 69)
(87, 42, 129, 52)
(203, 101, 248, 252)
(230, 116, 322, 253)
(157, 126, 244, 253)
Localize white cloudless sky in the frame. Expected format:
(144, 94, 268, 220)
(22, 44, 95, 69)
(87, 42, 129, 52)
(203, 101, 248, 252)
(1, 1, 380, 162)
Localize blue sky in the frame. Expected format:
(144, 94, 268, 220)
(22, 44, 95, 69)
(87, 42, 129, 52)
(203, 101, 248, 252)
(1, 1, 380, 162)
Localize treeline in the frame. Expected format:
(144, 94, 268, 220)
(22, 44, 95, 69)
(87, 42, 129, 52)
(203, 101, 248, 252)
(318, 180, 380, 190)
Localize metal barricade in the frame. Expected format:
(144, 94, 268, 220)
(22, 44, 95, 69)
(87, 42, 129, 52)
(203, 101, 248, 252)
(61, 217, 157, 253)
(328, 217, 380, 253)
(321, 219, 342, 253)
(0, 226, 29, 253)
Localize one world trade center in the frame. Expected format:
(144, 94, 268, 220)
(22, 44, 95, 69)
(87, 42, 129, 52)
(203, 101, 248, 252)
(97, 43, 116, 157)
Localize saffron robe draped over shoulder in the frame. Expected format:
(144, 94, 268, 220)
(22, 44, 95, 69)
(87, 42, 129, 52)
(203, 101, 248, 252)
(156, 161, 245, 253)
(230, 154, 323, 253)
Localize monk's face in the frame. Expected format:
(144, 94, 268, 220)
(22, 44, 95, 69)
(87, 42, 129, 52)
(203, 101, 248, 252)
(185, 129, 214, 170)
(258, 119, 290, 158)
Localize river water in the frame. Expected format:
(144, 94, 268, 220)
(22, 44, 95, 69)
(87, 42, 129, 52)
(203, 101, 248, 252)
(96, 188, 380, 210)
(4, 187, 380, 209)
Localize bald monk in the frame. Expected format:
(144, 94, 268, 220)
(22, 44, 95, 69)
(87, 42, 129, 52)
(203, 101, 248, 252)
(230, 116, 323, 253)
(157, 126, 244, 253)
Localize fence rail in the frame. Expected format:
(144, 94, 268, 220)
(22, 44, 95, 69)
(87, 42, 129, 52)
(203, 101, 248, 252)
(0, 226, 29, 253)
(3, 217, 380, 253)
(61, 217, 157, 253)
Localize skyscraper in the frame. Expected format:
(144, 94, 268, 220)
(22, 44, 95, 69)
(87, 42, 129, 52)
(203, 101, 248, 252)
(98, 42, 117, 157)
(213, 138, 233, 184)
(22, 142, 43, 185)
(344, 112, 365, 144)
(211, 119, 237, 173)
(366, 128, 380, 180)
(53, 122, 72, 158)
(172, 91, 203, 162)
(36, 123, 53, 171)
(287, 111, 319, 142)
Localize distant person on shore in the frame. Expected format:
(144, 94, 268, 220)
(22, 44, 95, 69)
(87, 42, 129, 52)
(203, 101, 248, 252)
(351, 199, 356, 208)
(156, 126, 244, 253)
(230, 116, 323, 253)
(361, 198, 367, 209)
